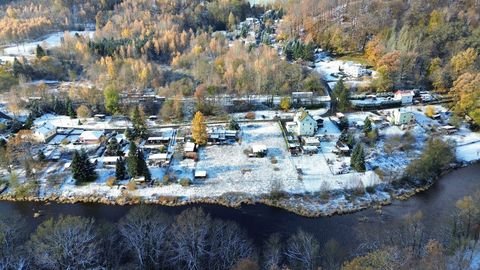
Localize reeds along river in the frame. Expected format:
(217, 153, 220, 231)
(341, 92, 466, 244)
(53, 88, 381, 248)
(1, 163, 479, 253)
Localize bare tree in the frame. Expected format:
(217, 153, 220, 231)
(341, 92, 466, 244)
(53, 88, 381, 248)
(28, 215, 101, 270)
(167, 207, 212, 270)
(284, 229, 319, 270)
(118, 206, 171, 269)
(208, 220, 256, 270)
(262, 233, 283, 270)
(0, 212, 29, 270)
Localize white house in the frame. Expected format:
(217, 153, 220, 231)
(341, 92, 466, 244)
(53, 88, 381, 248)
(391, 109, 415, 125)
(394, 90, 415, 105)
(292, 108, 318, 136)
(79, 130, 105, 144)
(33, 123, 56, 143)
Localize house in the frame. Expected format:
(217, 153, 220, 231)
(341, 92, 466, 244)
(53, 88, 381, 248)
(33, 123, 56, 143)
(79, 130, 105, 144)
(292, 108, 317, 136)
(147, 153, 169, 166)
(391, 109, 415, 126)
(102, 156, 121, 168)
(250, 144, 267, 157)
(302, 136, 320, 147)
(194, 170, 207, 179)
(335, 141, 350, 155)
(394, 90, 415, 105)
(94, 114, 106, 121)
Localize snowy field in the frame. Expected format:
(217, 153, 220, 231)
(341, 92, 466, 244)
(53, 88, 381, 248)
(1, 31, 94, 58)
(314, 52, 376, 89)
(55, 122, 382, 200)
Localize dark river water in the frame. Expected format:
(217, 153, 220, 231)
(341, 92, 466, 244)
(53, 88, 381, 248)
(1, 163, 479, 253)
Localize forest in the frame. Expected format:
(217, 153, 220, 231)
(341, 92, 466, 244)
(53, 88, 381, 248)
(0, 0, 478, 123)
(1, 191, 480, 270)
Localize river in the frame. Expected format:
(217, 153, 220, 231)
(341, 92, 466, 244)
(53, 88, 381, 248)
(1, 163, 479, 253)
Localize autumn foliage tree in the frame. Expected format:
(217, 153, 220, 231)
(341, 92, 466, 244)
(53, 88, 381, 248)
(192, 111, 207, 146)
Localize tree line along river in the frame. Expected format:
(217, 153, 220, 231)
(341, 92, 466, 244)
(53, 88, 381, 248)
(0, 163, 479, 254)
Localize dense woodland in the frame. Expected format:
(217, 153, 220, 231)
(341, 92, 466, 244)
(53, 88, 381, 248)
(277, 0, 480, 123)
(1, 192, 480, 270)
(0, 0, 478, 123)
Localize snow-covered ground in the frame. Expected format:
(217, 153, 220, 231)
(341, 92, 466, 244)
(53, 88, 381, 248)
(34, 114, 132, 130)
(1, 31, 94, 59)
(314, 52, 376, 89)
(53, 122, 383, 200)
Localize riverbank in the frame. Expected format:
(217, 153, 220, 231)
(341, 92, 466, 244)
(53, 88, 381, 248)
(1, 162, 476, 217)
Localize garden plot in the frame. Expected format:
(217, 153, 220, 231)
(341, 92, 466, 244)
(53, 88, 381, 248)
(194, 122, 300, 195)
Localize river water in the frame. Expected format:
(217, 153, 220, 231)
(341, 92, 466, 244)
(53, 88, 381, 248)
(1, 163, 479, 253)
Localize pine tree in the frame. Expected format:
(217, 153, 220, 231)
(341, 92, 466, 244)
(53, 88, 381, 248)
(333, 79, 351, 112)
(350, 143, 366, 172)
(131, 106, 147, 139)
(136, 150, 151, 181)
(115, 157, 127, 180)
(363, 117, 372, 135)
(66, 99, 76, 118)
(192, 111, 207, 145)
(35, 45, 46, 58)
(71, 150, 97, 184)
(106, 137, 122, 156)
(125, 128, 134, 141)
(126, 142, 138, 178)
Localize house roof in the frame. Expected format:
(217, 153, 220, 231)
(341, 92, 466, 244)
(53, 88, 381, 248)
(295, 108, 314, 123)
(252, 144, 267, 153)
(184, 142, 196, 152)
(79, 130, 104, 141)
(102, 156, 121, 163)
(34, 123, 56, 136)
(148, 153, 168, 160)
(395, 90, 415, 96)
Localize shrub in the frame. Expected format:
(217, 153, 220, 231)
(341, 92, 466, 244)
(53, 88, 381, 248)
(106, 177, 116, 187)
(179, 178, 192, 187)
(245, 112, 256, 120)
(270, 156, 278, 164)
(127, 181, 136, 191)
(366, 186, 376, 194)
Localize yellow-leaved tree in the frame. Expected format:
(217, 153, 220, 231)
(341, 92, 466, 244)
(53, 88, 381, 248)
(450, 72, 480, 125)
(192, 111, 207, 146)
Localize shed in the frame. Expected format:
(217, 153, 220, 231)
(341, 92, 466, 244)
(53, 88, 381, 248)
(194, 170, 207, 179)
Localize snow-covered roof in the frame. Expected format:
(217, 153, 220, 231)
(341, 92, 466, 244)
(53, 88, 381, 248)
(34, 122, 56, 135)
(252, 144, 267, 153)
(102, 156, 121, 163)
(79, 130, 104, 141)
(194, 170, 207, 178)
(395, 90, 415, 96)
(148, 153, 168, 160)
(184, 142, 196, 152)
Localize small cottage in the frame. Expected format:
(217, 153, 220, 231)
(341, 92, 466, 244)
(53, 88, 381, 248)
(79, 130, 105, 144)
(394, 90, 415, 105)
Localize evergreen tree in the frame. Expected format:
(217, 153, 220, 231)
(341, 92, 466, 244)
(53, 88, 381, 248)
(192, 111, 207, 145)
(126, 142, 150, 180)
(106, 137, 122, 156)
(125, 128, 134, 141)
(136, 150, 151, 181)
(12, 57, 24, 77)
(66, 99, 76, 118)
(350, 143, 366, 172)
(71, 150, 97, 184)
(333, 79, 351, 112)
(131, 106, 147, 139)
(363, 117, 372, 135)
(38, 150, 46, 162)
(115, 157, 127, 180)
(35, 45, 46, 58)
(126, 142, 138, 178)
